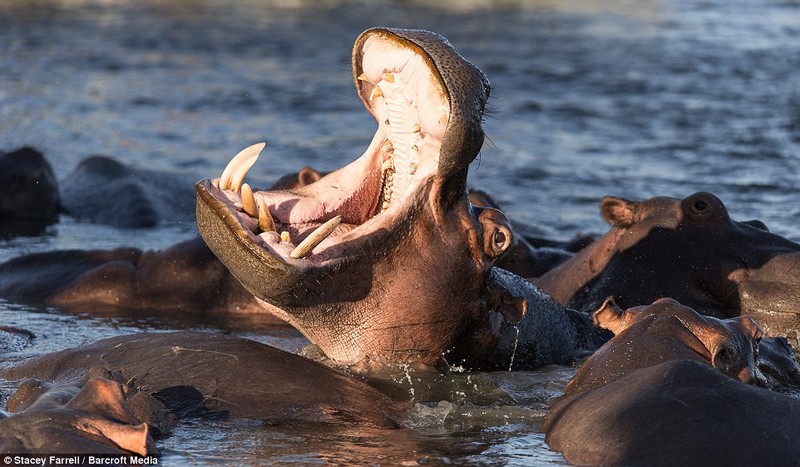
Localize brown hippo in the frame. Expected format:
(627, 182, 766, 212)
(544, 298, 800, 466)
(0, 332, 403, 428)
(195, 27, 600, 370)
(0, 236, 269, 315)
(1, 377, 164, 455)
(0, 147, 60, 238)
(0, 167, 328, 317)
(533, 192, 800, 342)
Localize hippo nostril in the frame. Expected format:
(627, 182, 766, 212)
(737, 367, 754, 385)
(712, 346, 732, 372)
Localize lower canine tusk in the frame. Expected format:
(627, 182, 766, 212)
(290, 215, 342, 259)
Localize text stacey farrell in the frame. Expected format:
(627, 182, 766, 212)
(3, 455, 158, 466)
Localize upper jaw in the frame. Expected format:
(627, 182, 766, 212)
(196, 27, 490, 275)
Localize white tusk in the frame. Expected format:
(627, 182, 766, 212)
(220, 142, 265, 192)
(289, 215, 341, 259)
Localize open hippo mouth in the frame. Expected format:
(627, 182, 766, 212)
(196, 28, 520, 366)
(198, 28, 466, 270)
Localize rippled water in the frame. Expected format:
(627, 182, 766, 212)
(1, 0, 799, 464)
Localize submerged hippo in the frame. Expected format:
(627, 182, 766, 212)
(0, 147, 60, 237)
(544, 298, 800, 466)
(60, 155, 196, 228)
(0, 332, 402, 428)
(195, 28, 598, 369)
(0, 168, 326, 316)
(1, 377, 165, 455)
(534, 192, 800, 341)
(0, 237, 269, 315)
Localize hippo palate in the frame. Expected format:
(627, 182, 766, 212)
(207, 52, 446, 263)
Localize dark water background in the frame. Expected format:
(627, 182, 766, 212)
(1, 0, 799, 464)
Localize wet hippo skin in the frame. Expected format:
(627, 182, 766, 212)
(0, 167, 323, 317)
(0, 236, 270, 316)
(544, 298, 800, 466)
(0, 377, 163, 455)
(0, 332, 403, 429)
(534, 192, 800, 342)
(195, 27, 601, 370)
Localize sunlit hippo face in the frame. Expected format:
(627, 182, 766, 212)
(593, 298, 763, 384)
(196, 28, 522, 367)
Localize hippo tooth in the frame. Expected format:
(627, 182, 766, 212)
(256, 198, 275, 232)
(381, 139, 394, 153)
(280, 231, 291, 243)
(382, 72, 395, 83)
(289, 215, 342, 259)
(241, 183, 257, 217)
(410, 123, 421, 133)
(357, 73, 368, 81)
(220, 142, 265, 192)
(369, 85, 384, 101)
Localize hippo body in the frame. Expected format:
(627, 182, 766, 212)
(0, 167, 328, 317)
(0, 332, 402, 428)
(1, 377, 163, 455)
(544, 298, 800, 466)
(60, 155, 196, 228)
(0, 147, 60, 237)
(546, 360, 800, 467)
(0, 237, 270, 316)
(534, 192, 800, 341)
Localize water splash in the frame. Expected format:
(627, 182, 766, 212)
(508, 325, 520, 371)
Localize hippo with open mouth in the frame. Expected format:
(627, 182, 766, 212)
(196, 28, 596, 369)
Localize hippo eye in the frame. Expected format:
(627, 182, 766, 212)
(694, 200, 707, 211)
(493, 230, 507, 248)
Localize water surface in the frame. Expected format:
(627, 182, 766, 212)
(1, 0, 798, 464)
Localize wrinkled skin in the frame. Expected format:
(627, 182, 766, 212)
(0, 169, 322, 316)
(196, 28, 591, 369)
(534, 192, 800, 341)
(1, 377, 162, 456)
(0, 147, 60, 238)
(0, 332, 403, 428)
(544, 299, 800, 466)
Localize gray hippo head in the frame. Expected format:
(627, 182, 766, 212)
(196, 28, 537, 368)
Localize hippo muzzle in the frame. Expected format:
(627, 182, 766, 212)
(195, 28, 527, 367)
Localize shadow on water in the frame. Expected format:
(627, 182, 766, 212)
(1, 0, 799, 464)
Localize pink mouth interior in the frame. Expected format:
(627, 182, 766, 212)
(208, 34, 450, 264)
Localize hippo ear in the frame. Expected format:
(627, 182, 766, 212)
(78, 419, 153, 456)
(737, 316, 764, 341)
(297, 166, 323, 186)
(600, 196, 636, 228)
(592, 297, 629, 335)
(468, 189, 500, 209)
(66, 378, 136, 424)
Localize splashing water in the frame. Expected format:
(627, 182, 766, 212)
(509, 325, 521, 371)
